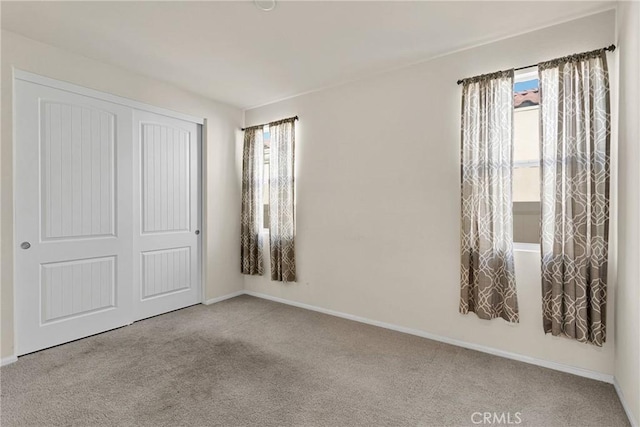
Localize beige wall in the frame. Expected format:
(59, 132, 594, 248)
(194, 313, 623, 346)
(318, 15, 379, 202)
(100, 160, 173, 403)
(245, 11, 618, 376)
(0, 30, 244, 358)
(615, 1, 640, 423)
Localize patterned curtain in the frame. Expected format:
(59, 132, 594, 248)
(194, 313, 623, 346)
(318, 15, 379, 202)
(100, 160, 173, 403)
(268, 118, 297, 282)
(460, 70, 519, 323)
(538, 49, 611, 346)
(240, 127, 264, 275)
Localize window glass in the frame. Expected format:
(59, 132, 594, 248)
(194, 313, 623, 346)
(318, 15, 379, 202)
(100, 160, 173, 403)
(263, 127, 270, 229)
(513, 167, 539, 202)
(513, 76, 541, 244)
(514, 79, 539, 109)
(513, 107, 540, 202)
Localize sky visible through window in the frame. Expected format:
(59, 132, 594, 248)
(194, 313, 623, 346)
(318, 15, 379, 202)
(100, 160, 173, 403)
(514, 79, 538, 92)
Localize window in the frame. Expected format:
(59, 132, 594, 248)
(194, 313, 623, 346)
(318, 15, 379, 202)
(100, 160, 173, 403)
(262, 126, 270, 229)
(513, 72, 541, 244)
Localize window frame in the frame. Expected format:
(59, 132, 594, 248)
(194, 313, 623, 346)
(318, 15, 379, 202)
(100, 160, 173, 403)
(262, 125, 271, 232)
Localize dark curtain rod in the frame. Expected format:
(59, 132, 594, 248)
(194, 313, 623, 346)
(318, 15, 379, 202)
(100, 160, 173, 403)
(241, 115, 299, 131)
(456, 44, 616, 85)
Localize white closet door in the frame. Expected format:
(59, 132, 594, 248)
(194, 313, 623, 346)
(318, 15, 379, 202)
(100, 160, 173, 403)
(14, 80, 134, 355)
(132, 110, 201, 321)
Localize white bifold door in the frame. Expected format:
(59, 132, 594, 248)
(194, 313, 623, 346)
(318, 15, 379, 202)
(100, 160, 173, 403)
(15, 76, 201, 355)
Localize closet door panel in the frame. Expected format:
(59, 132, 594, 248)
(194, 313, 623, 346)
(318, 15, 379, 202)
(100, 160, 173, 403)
(132, 110, 201, 320)
(15, 80, 133, 355)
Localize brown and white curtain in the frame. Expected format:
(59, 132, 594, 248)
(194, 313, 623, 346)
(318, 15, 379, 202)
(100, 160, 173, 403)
(240, 128, 264, 275)
(459, 70, 519, 323)
(268, 119, 297, 282)
(538, 49, 611, 346)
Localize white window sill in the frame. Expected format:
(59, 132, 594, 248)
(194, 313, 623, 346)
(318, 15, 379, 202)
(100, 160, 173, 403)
(514, 242, 540, 252)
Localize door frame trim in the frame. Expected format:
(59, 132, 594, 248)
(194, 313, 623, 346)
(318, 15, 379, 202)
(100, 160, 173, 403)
(198, 122, 206, 306)
(14, 69, 205, 125)
(12, 70, 207, 356)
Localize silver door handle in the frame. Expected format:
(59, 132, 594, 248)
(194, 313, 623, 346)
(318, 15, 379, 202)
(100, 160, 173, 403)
(20, 242, 31, 250)
(195, 230, 200, 235)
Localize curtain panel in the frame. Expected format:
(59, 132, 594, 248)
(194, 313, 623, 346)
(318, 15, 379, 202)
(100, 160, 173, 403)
(459, 70, 519, 323)
(240, 128, 264, 275)
(269, 119, 297, 282)
(538, 50, 611, 346)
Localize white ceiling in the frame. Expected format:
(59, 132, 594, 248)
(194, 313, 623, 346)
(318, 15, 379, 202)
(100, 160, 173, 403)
(1, 1, 615, 109)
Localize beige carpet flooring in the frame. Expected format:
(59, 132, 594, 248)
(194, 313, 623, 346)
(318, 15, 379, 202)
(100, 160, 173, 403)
(0, 295, 630, 426)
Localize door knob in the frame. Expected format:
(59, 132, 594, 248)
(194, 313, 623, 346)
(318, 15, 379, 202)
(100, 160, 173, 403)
(20, 242, 31, 250)
(195, 230, 200, 235)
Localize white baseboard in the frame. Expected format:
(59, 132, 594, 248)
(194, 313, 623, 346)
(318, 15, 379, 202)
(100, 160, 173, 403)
(614, 377, 639, 427)
(1, 355, 18, 367)
(203, 290, 245, 306)
(243, 290, 614, 384)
